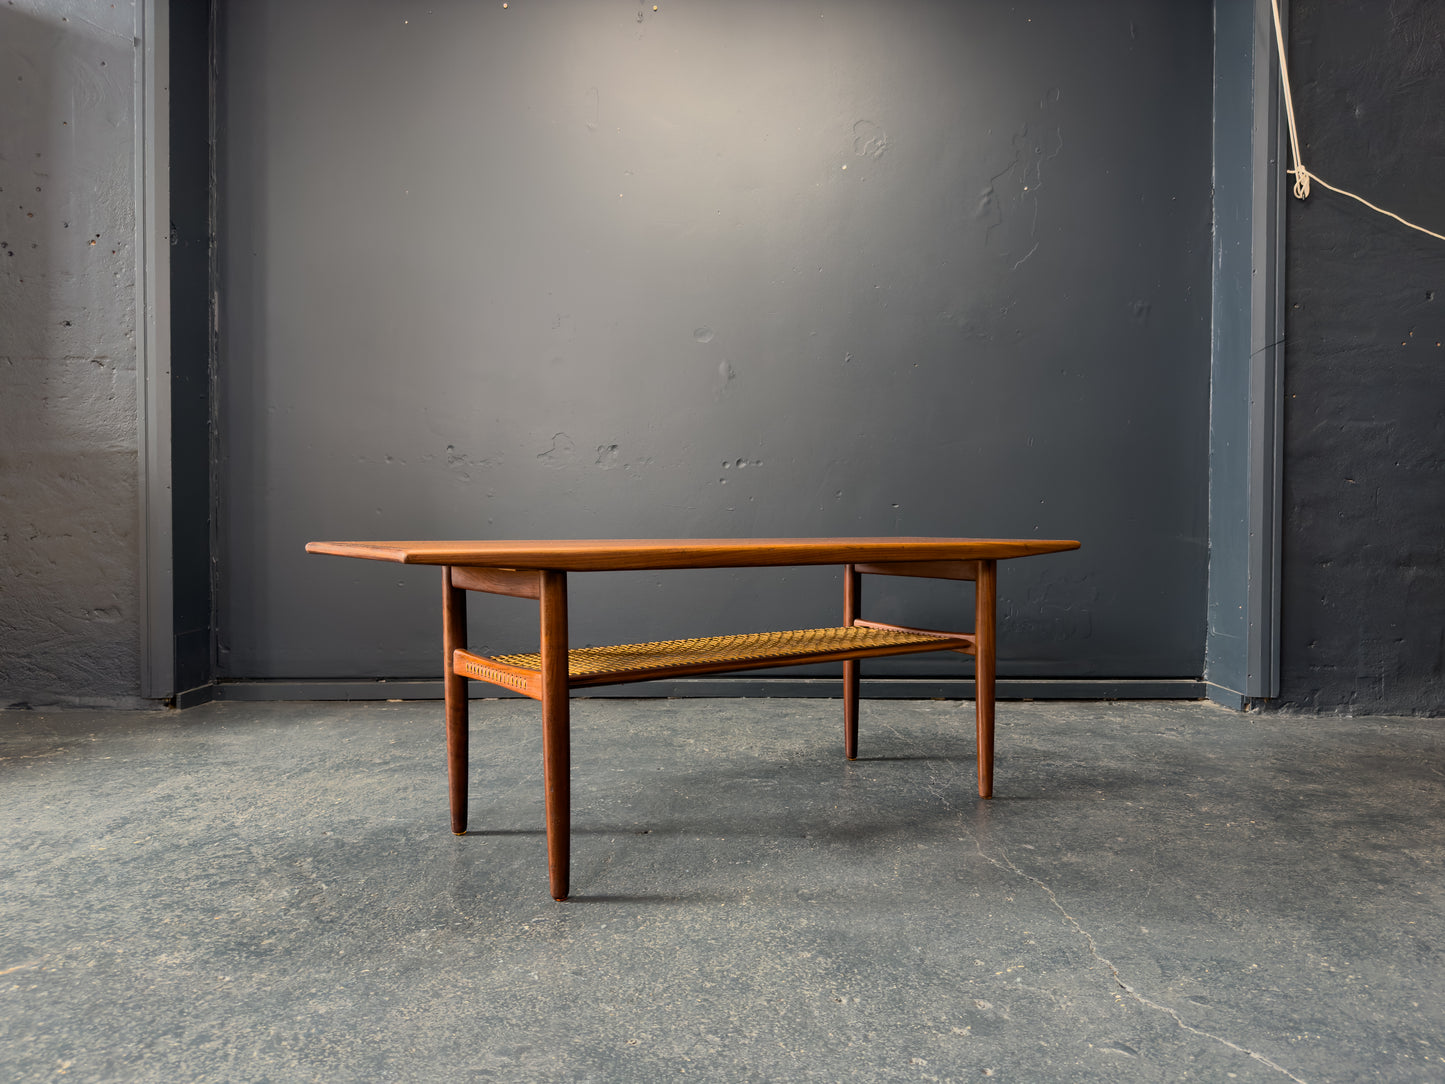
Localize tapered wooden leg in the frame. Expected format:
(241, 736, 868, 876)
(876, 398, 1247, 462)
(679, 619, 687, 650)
(443, 566, 469, 834)
(842, 564, 861, 759)
(539, 570, 571, 901)
(974, 559, 997, 799)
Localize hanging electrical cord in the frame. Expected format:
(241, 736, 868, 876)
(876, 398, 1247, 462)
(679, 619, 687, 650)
(1269, 0, 1445, 243)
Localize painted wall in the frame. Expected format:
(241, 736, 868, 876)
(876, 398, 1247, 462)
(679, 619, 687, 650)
(1277, 0, 1445, 714)
(0, 1, 144, 708)
(216, 0, 1215, 687)
(14, 1, 1434, 713)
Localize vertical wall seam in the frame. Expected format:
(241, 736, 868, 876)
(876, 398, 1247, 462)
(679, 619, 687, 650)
(1245, 0, 1285, 698)
(134, 0, 149, 693)
(137, 0, 174, 699)
(1204, 0, 1220, 689)
(207, 0, 222, 689)
(1206, 0, 1285, 705)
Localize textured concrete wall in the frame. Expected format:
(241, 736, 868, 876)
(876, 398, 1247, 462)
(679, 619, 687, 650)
(1278, 0, 1445, 714)
(0, 1, 144, 707)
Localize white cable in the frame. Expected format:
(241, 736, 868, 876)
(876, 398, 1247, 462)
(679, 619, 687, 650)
(1269, 0, 1445, 243)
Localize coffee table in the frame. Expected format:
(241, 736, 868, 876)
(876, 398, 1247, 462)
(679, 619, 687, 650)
(305, 537, 1080, 899)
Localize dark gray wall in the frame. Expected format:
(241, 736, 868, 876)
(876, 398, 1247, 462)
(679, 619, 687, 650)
(1277, 0, 1445, 714)
(217, 0, 1215, 685)
(0, 1, 145, 709)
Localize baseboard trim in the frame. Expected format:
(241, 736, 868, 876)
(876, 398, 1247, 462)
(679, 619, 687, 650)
(173, 683, 217, 709)
(211, 677, 1206, 702)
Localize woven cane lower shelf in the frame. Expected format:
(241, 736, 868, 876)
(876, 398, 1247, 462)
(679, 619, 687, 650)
(453, 624, 975, 698)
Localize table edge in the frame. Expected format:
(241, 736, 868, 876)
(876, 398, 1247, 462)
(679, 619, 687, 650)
(304, 538, 1081, 570)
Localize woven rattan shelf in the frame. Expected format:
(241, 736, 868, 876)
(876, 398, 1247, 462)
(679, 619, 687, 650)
(454, 624, 975, 698)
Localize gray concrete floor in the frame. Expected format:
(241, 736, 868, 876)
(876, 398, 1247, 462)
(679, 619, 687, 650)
(2, 698, 1442, 1083)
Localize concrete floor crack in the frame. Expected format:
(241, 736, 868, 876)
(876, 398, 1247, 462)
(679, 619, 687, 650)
(974, 840, 1309, 1084)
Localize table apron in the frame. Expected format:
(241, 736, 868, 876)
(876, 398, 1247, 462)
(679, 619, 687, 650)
(449, 565, 544, 599)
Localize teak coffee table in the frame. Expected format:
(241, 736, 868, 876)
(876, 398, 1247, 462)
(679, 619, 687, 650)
(305, 537, 1080, 899)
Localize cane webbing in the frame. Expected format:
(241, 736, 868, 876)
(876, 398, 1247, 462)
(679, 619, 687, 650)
(491, 625, 968, 683)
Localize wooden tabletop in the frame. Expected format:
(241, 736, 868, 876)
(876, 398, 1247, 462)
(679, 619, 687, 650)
(305, 537, 1081, 572)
